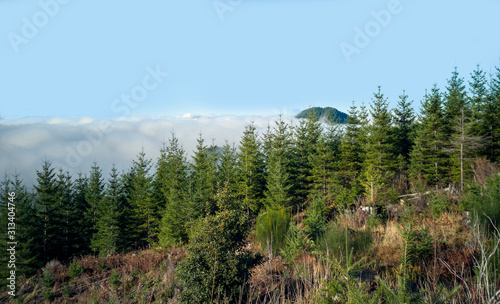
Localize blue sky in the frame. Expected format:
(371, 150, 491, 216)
(1, 0, 500, 186)
(1, 0, 499, 120)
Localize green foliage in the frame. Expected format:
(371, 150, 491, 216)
(177, 185, 261, 303)
(109, 270, 121, 289)
(430, 193, 448, 217)
(319, 220, 372, 262)
(280, 224, 313, 264)
(461, 173, 500, 233)
(158, 133, 191, 247)
(256, 208, 291, 255)
(68, 259, 84, 279)
(304, 196, 328, 241)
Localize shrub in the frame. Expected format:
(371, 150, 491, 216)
(177, 186, 262, 303)
(319, 220, 372, 262)
(256, 208, 290, 255)
(68, 258, 84, 279)
(280, 224, 313, 264)
(461, 173, 500, 233)
(109, 270, 121, 289)
(304, 197, 327, 241)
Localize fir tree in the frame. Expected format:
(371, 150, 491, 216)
(409, 85, 449, 186)
(362, 87, 395, 203)
(264, 116, 293, 210)
(216, 141, 240, 196)
(292, 111, 322, 207)
(190, 134, 217, 218)
(159, 133, 191, 247)
(72, 173, 90, 255)
(91, 165, 123, 255)
(129, 149, 155, 248)
(393, 90, 415, 161)
(84, 163, 104, 252)
(237, 122, 266, 216)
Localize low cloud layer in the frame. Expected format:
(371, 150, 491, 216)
(0, 114, 295, 188)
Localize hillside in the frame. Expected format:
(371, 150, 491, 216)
(295, 107, 348, 123)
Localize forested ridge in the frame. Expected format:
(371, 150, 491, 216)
(2, 64, 500, 303)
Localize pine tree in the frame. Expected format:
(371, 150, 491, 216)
(393, 90, 415, 160)
(216, 141, 240, 196)
(84, 163, 104, 252)
(362, 87, 396, 203)
(264, 116, 293, 210)
(409, 85, 449, 186)
(34, 160, 64, 263)
(129, 149, 155, 248)
(444, 67, 469, 184)
(159, 133, 191, 247)
(308, 123, 341, 205)
(0, 174, 41, 281)
(237, 122, 266, 216)
(292, 111, 322, 207)
(483, 65, 500, 161)
(91, 165, 123, 255)
(55, 169, 75, 261)
(72, 173, 90, 255)
(338, 102, 366, 199)
(190, 134, 217, 218)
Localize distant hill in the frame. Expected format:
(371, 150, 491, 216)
(296, 107, 348, 124)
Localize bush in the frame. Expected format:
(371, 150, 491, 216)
(109, 270, 121, 289)
(280, 224, 313, 264)
(319, 220, 372, 262)
(461, 173, 500, 233)
(304, 197, 327, 241)
(256, 208, 290, 255)
(68, 259, 84, 279)
(177, 186, 262, 303)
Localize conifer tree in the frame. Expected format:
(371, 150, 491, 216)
(216, 141, 239, 196)
(237, 122, 266, 216)
(393, 90, 415, 160)
(190, 134, 217, 218)
(409, 85, 449, 186)
(128, 149, 155, 248)
(55, 169, 75, 261)
(34, 160, 64, 262)
(84, 163, 104, 251)
(482, 65, 500, 161)
(264, 116, 293, 210)
(308, 123, 341, 205)
(338, 102, 366, 199)
(444, 67, 469, 183)
(292, 111, 322, 206)
(362, 87, 395, 203)
(91, 165, 123, 255)
(159, 133, 191, 247)
(72, 173, 90, 255)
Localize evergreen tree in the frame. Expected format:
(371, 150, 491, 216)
(292, 111, 322, 207)
(308, 123, 341, 206)
(0, 174, 41, 280)
(33, 160, 64, 263)
(482, 65, 500, 161)
(159, 133, 191, 247)
(72, 173, 90, 255)
(216, 141, 240, 196)
(362, 87, 396, 203)
(55, 169, 75, 261)
(190, 134, 217, 218)
(393, 90, 415, 160)
(264, 116, 293, 210)
(128, 149, 155, 248)
(338, 102, 366, 199)
(444, 67, 469, 136)
(84, 163, 104, 252)
(237, 122, 266, 216)
(409, 86, 449, 186)
(91, 165, 123, 255)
